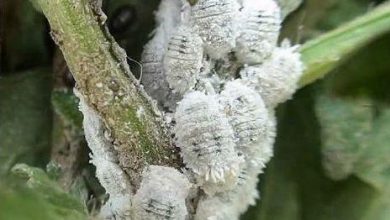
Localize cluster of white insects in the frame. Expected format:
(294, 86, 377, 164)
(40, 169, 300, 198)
(138, 0, 303, 219)
(80, 0, 303, 219)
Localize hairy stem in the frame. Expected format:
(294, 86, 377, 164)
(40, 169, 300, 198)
(32, 0, 180, 186)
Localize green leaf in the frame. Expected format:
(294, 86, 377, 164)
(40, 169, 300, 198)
(51, 90, 83, 129)
(314, 92, 390, 190)
(315, 94, 373, 180)
(0, 69, 52, 174)
(354, 107, 390, 190)
(11, 164, 87, 214)
(0, 181, 85, 220)
(299, 2, 390, 87)
(0, 163, 87, 219)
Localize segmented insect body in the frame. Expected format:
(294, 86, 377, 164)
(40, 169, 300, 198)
(191, 0, 239, 59)
(141, 34, 167, 97)
(236, 114, 277, 194)
(219, 80, 270, 168)
(194, 164, 261, 220)
(174, 91, 242, 194)
(141, 0, 183, 111)
(132, 166, 191, 220)
(195, 196, 240, 220)
(240, 41, 303, 108)
(229, 164, 261, 214)
(100, 194, 132, 220)
(235, 0, 281, 64)
(92, 157, 133, 197)
(195, 164, 262, 220)
(164, 25, 204, 94)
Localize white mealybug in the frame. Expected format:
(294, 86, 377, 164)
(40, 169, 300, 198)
(164, 25, 204, 94)
(141, 0, 183, 111)
(195, 165, 261, 220)
(132, 165, 191, 220)
(240, 40, 303, 108)
(227, 164, 261, 215)
(191, 0, 239, 59)
(219, 80, 270, 168)
(174, 91, 242, 195)
(235, 0, 281, 64)
(141, 34, 171, 106)
(155, 0, 183, 33)
(100, 194, 132, 220)
(262, 110, 277, 164)
(92, 157, 132, 197)
(195, 196, 240, 220)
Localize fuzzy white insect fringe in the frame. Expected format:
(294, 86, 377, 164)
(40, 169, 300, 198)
(240, 40, 303, 108)
(191, 0, 240, 59)
(236, 0, 281, 64)
(195, 163, 261, 220)
(175, 91, 243, 195)
(164, 25, 204, 94)
(219, 80, 271, 168)
(76, 90, 133, 220)
(132, 165, 191, 220)
(141, 0, 184, 112)
(141, 0, 302, 219)
(76, 0, 304, 219)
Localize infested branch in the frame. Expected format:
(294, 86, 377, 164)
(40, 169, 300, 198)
(31, 0, 180, 186)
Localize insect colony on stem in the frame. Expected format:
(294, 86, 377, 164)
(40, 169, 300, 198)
(116, 0, 304, 219)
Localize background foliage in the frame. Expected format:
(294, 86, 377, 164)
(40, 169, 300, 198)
(1, 0, 390, 219)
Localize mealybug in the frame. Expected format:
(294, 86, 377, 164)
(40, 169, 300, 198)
(100, 194, 132, 220)
(262, 110, 277, 165)
(226, 164, 261, 215)
(92, 157, 133, 197)
(191, 0, 239, 59)
(164, 25, 204, 94)
(132, 166, 191, 220)
(240, 40, 303, 108)
(195, 165, 261, 220)
(235, 0, 281, 64)
(174, 91, 242, 194)
(195, 196, 240, 220)
(141, 34, 182, 111)
(141, 0, 183, 111)
(219, 80, 270, 168)
(155, 0, 183, 35)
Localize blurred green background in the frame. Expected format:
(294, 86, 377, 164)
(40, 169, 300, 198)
(1, 0, 390, 219)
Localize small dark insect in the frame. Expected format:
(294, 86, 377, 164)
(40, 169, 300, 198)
(108, 5, 137, 35)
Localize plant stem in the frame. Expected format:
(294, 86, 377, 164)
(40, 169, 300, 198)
(32, 0, 180, 186)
